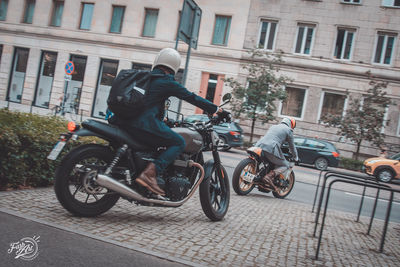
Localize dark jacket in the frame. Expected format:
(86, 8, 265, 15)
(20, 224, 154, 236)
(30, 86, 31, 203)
(121, 68, 218, 137)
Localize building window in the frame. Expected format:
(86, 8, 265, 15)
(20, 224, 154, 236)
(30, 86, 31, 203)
(33, 51, 57, 108)
(212, 15, 231, 46)
(110, 5, 125, 33)
(0, 0, 8, 21)
(7, 48, 29, 103)
(342, 0, 361, 4)
(62, 55, 87, 114)
(258, 20, 277, 50)
(92, 59, 118, 118)
(280, 87, 307, 118)
(79, 3, 94, 30)
(50, 0, 64, 27)
(23, 0, 35, 24)
(294, 24, 315, 55)
(334, 28, 355, 60)
(142, 9, 159, 37)
(382, 0, 400, 7)
(319, 92, 347, 121)
(373, 32, 396, 65)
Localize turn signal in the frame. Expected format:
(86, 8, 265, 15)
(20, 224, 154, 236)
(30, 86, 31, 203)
(67, 121, 79, 132)
(332, 152, 340, 158)
(229, 131, 240, 136)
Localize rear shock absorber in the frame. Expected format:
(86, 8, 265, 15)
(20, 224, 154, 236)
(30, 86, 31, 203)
(104, 144, 128, 175)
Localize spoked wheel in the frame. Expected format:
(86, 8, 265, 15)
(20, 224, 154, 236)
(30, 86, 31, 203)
(199, 164, 230, 221)
(232, 158, 256, 195)
(272, 172, 295, 199)
(54, 144, 120, 217)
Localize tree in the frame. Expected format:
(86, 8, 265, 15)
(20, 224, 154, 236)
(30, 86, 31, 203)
(321, 74, 392, 160)
(224, 49, 292, 143)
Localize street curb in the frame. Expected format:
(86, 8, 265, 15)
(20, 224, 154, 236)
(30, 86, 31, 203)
(0, 208, 204, 267)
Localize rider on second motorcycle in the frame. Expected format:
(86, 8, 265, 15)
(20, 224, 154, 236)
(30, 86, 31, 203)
(254, 117, 299, 191)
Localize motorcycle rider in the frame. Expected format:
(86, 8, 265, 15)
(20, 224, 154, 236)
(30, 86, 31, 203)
(255, 117, 299, 191)
(110, 48, 227, 196)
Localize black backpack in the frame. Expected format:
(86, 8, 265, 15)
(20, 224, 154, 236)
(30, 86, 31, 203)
(107, 69, 162, 119)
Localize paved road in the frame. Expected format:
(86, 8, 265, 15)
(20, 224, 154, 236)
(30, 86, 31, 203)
(0, 212, 186, 267)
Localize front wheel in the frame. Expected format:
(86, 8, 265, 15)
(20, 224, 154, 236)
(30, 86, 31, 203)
(54, 144, 120, 217)
(272, 171, 295, 199)
(199, 163, 230, 221)
(376, 168, 394, 183)
(232, 158, 256, 195)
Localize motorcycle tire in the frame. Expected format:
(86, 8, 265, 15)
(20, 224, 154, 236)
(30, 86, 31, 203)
(54, 144, 120, 217)
(272, 172, 295, 199)
(199, 163, 230, 221)
(232, 158, 256, 195)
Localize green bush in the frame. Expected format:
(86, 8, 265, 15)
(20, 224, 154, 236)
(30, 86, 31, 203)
(339, 157, 364, 171)
(0, 109, 104, 189)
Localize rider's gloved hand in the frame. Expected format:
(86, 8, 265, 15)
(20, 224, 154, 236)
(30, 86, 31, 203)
(216, 108, 231, 123)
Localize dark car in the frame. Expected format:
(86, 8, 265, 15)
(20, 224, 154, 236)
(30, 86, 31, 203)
(184, 114, 244, 151)
(288, 137, 340, 170)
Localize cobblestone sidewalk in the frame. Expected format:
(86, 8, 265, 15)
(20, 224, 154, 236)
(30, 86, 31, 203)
(0, 188, 399, 266)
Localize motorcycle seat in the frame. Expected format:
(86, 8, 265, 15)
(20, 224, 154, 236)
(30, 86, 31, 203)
(81, 119, 151, 151)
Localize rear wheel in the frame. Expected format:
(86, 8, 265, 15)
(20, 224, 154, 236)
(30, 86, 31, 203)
(218, 136, 231, 151)
(376, 168, 394, 183)
(314, 157, 328, 170)
(272, 172, 295, 199)
(54, 144, 120, 217)
(199, 164, 230, 221)
(232, 158, 256, 195)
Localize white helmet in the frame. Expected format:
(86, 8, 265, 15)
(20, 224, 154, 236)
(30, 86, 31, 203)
(152, 48, 181, 75)
(281, 117, 296, 129)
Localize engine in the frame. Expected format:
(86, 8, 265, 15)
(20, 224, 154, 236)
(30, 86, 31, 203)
(165, 175, 191, 201)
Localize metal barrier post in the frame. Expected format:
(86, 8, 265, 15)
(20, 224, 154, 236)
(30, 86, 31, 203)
(312, 170, 324, 213)
(356, 181, 367, 222)
(379, 191, 393, 253)
(367, 188, 380, 235)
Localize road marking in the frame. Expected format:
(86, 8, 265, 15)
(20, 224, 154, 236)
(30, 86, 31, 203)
(345, 192, 400, 205)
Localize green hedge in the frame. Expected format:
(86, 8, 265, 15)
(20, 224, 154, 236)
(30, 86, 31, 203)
(0, 109, 103, 189)
(339, 157, 364, 172)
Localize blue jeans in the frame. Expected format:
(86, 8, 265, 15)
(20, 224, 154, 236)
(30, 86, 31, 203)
(117, 123, 186, 175)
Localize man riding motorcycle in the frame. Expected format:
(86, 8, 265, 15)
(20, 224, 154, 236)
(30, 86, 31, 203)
(110, 48, 227, 196)
(255, 117, 299, 191)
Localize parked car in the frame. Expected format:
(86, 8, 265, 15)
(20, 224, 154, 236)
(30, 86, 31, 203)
(284, 137, 340, 170)
(363, 152, 400, 183)
(184, 114, 243, 151)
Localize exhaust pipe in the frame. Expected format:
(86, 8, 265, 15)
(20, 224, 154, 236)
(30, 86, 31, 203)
(95, 161, 205, 207)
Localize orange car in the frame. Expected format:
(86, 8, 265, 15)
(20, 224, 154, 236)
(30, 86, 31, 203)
(363, 152, 400, 182)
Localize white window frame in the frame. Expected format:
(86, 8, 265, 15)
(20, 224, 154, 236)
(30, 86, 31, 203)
(293, 24, 315, 55)
(257, 19, 278, 51)
(333, 27, 356, 60)
(342, 0, 361, 4)
(382, 0, 400, 8)
(278, 86, 308, 120)
(372, 32, 397, 66)
(317, 91, 348, 123)
(397, 116, 400, 137)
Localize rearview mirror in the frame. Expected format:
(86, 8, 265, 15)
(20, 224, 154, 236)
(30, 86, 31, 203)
(222, 93, 232, 102)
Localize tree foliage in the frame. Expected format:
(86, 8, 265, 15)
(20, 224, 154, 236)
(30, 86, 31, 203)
(224, 49, 292, 142)
(321, 74, 392, 159)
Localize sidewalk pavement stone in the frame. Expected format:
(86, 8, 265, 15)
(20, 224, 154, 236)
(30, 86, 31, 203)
(0, 187, 399, 266)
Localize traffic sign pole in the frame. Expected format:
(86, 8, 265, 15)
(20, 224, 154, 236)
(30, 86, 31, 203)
(61, 61, 75, 116)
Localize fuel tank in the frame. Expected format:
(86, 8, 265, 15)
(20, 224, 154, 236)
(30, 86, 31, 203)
(172, 127, 203, 154)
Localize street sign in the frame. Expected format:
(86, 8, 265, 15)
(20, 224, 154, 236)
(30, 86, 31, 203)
(177, 0, 202, 49)
(65, 61, 75, 75)
(64, 74, 72, 81)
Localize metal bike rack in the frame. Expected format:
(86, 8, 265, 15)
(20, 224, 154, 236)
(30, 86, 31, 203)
(314, 178, 398, 260)
(312, 170, 379, 238)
